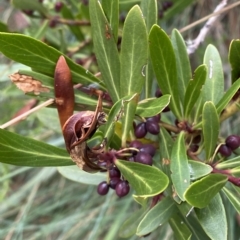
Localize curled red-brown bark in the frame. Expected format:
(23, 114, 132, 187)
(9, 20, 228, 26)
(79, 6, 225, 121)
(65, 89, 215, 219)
(54, 56, 75, 129)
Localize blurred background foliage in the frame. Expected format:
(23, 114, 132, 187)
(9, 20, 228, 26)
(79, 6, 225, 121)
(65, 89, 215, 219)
(0, 0, 239, 239)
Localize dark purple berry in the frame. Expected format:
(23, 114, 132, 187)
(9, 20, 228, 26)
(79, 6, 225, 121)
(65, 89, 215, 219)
(218, 144, 232, 157)
(115, 180, 130, 197)
(162, 106, 170, 112)
(193, 135, 201, 144)
(147, 114, 161, 123)
(134, 152, 153, 165)
(189, 144, 199, 152)
(109, 177, 121, 189)
(97, 181, 109, 195)
(139, 144, 156, 157)
(55, 2, 64, 12)
(129, 140, 142, 149)
(134, 122, 147, 138)
(155, 88, 162, 98)
(146, 121, 160, 135)
(225, 135, 240, 150)
(109, 167, 121, 178)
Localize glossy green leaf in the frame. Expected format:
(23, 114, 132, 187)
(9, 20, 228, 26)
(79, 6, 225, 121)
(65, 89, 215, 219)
(137, 196, 177, 236)
(61, 5, 84, 41)
(202, 44, 224, 105)
(0, 129, 73, 167)
(149, 25, 182, 119)
(89, 0, 120, 103)
(57, 166, 106, 185)
(115, 160, 169, 197)
(216, 156, 240, 169)
(222, 187, 240, 213)
(184, 65, 207, 118)
(195, 194, 227, 240)
(11, 0, 48, 16)
(229, 40, 240, 83)
(169, 214, 192, 240)
(119, 207, 147, 238)
(121, 94, 138, 147)
(140, 0, 157, 98)
(0, 33, 100, 86)
(136, 95, 171, 117)
(202, 101, 219, 161)
(120, 5, 148, 97)
(102, 0, 119, 42)
(176, 202, 211, 240)
(171, 29, 191, 105)
(170, 131, 190, 201)
(159, 127, 174, 161)
(216, 78, 240, 114)
(188, 160, 213, 180)
(184, 174, 228, 208)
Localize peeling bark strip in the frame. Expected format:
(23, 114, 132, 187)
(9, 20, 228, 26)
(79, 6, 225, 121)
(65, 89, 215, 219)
(54, 56, 74, 129)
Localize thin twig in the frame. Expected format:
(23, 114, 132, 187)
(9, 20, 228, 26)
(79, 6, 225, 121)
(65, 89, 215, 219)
(0, 99, 54, 129)
(185, 0, 229, 54)
(179, 0, 240, 33)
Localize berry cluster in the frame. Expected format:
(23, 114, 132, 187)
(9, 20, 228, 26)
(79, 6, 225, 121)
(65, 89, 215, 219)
(218, 135, 240, 157)
(96, 140, 157, 197)
(97, 166, 130, 197)
(134, 114, 160, 138)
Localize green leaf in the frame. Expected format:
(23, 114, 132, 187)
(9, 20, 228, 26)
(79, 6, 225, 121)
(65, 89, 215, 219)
(188, 160, 213, 180)
(11, 0, 48, 16)
(89, 0, 120, 103)
(120, 5, 148, 97)
(222, 186, 240, 213)
(171, 29, 192, 105)
(170, 131, 190, 201)
(121, 94, 138, 147)
(57, 166, 106, 185)
(0, 33, 101, 87)
(140, 0, 157, 98)
(119, 207, 147, 238)
(195, 194, 228, 240)
(149, 25, 182, 119)
(202, 44, 224, 105)
(169, 214, 192, 240)
(61, 5, 84, 41)
(216, 156, 240, 169)
(184, 174, 228, 208)
(202, 101, 219, 161)
(0, 129, 73, 167)
(216, 78, 240, 114)
(136, 95, 171, 117)
(136, 196, 177, 236)
(229, 40, 240, 83)
(102, 0, 119, 42)
(0, 22, 8, 32)
(115, 160, 169, 197)
(184, 65, 207, 118)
